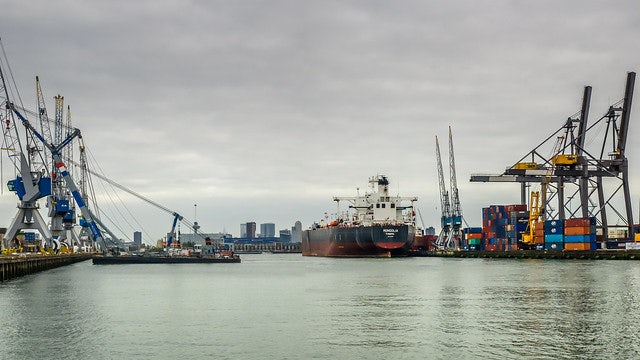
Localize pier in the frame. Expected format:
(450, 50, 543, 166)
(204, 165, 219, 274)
(0, 253, 93, 282)
(416, 249, 640, 260)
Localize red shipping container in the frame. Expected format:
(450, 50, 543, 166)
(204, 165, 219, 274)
(485, 244, 498, 251)
(564, 218, 591, 227)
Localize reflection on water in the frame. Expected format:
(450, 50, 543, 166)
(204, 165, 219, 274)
(2, 256, 640, 359)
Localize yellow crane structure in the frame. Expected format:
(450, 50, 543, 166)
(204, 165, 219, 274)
(522, 136, 565, 246)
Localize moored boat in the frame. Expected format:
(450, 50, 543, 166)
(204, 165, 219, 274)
(302, 175, 418, 257)
(92, 253, 240, 264)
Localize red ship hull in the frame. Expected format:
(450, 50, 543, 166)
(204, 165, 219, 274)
(302, 224, 415, 257)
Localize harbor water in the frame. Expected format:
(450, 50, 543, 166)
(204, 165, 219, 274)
(1, 254, 640, 359)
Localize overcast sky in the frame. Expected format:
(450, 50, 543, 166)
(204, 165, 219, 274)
(1, 0, 639, 242)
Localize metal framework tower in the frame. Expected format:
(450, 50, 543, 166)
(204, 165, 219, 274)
(435, 135, 452, 248)
(471, 72, 636, 242)
(0, 61, 52, 250)
(448, 126, 463, 247)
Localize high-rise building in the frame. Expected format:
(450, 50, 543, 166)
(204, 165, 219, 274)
(260, 223, 275, 238)
(240, 223, 247, 238)
(291, 221, 302, 243)
(246, 222, 256, 239)
(133, 231, 142, 245)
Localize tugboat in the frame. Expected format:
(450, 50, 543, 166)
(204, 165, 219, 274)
(302, 175, 417, 257)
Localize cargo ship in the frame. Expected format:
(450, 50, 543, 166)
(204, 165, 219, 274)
(302, 175, 417, 257)
(92, 252, 240, 264)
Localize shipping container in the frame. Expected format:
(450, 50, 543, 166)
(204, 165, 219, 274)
(545, 226, 563, 235)
(544, 219, 564, 228)
(605, 241, 626, 249)
(545, 242, 562, 251)
(564, 217, 596, 227)
(564, 226, 592, 236)
(469, 238, 482, 246)
(544, 234, 564, 243)
(564, 235, 595, 243)
(564, 243, 592, 251)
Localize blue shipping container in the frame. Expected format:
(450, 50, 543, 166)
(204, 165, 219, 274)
(544, 234, 564, 243)
(545, 242, 563, 251)
(545, 226, 563, 235)
(545, 219, 564, 228)
(565, 235, 594, 243)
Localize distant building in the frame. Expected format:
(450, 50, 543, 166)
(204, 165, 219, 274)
(178, 232, 230, 246)
(279, 229, 291, 243)
(240, 223, 247, 238)
(260, 223, 275, 238)
(246, 222, 256, 239)
(291, 221, 302, 243)
(424, 226, 436, 236)
(133, 231, 142, 246)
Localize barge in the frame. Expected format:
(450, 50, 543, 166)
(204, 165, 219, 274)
(92, 253, 240, 264)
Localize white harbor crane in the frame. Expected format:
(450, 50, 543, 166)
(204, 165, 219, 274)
(1, 39, 120, 252)
(448, 126, 464, 248)
(435, 135, 451, 248)
(435, 127, 464, 249)
(1, 48, 53, 250)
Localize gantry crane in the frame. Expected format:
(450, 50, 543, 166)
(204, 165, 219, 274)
(471, 72, 636, 243)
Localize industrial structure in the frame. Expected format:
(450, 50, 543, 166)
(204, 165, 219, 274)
(435, 127, 464, 249)
(471, 72, 637, 244)
(0, 40, 206, 255)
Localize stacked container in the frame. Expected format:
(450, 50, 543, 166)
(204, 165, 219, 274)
(532, 222, 545, 249)
(544, 219, 564, 250)
(463, 227, 483, 250)
(482, 204, 528, 251)
(482, 205, 506, 251)
(564, 217, 597, 250)
(506, 206, 528, 250)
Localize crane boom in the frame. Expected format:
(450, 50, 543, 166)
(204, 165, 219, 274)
(68, 157, 202, 236)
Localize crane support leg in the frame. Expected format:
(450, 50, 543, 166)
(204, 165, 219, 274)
(597, 176, 608, 240)
(557, 177, 565, 220)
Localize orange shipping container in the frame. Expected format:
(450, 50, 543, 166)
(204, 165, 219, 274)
(466, 233, 483, 240)
(533, 236, 545, 244)
(564, 226, 592, 236)
(564, 243, 591, 251)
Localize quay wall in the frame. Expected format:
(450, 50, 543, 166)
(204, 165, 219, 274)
(419, 250, 640, 260)
(1, 253, 93, 282)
